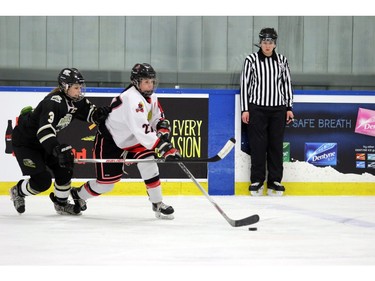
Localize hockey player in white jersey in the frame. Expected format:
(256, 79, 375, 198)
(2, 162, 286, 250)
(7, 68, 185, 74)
(70, 63, 181, 219)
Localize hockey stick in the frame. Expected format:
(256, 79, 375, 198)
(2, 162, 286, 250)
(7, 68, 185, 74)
(177, 162, 260, 227)
(74, 138, 236, 164)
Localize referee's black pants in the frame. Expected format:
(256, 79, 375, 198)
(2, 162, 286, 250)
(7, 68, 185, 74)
(247, 104, 286, 185)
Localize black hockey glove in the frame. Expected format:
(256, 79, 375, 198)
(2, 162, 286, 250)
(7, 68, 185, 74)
(156, 119, 171, 141)
(52, 144, 75, 169)
(156, 140, 181, 160)
(92, 106, 112, 125)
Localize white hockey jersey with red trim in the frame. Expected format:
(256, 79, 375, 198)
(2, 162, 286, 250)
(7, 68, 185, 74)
(105, 86, 165, 150)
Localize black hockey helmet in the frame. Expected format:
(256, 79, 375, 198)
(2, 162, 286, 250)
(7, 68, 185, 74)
(259, 28, 278, 43)
(130, 63, 156, 81)
(58, 68, 86, 101)
(130, 63, 157, 98)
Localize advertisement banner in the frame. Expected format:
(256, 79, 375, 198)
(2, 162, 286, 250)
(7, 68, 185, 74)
(240, 94, 375, 177)
(57, 95, 209, 179)
(0, 90, 209, 181)
(284, 102, 375, 175)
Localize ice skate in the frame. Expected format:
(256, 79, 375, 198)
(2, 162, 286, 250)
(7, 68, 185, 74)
(70, 188, 87, 211)
(152, 202, 174, 220)
(267, 182, 285, 196)
(49, 192, 81, 215)
(249, 182, 264, 196)
(10, 185, 25, 214)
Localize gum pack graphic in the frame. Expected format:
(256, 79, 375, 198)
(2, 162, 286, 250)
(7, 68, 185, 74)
(305, 143, 337, 166)
(355, 108, 375, 137)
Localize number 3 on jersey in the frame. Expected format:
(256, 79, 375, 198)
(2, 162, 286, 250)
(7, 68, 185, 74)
(48, 111, 55, 123)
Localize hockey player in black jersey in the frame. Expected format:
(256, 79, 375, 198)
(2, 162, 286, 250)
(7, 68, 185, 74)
(9, 68, 111, 215)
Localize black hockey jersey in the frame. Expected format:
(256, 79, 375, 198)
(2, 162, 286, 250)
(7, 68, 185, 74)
(12, 89, 97, 155)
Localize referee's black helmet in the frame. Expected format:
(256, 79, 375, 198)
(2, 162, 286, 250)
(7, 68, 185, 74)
(259, 28, 278, 42)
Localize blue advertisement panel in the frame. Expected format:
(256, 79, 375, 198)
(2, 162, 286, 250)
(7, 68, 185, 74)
(241, 92, 375, 177)
(284, 102, 375, 175)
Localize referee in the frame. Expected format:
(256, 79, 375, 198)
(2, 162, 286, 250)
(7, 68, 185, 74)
(240, 27, 294, 196)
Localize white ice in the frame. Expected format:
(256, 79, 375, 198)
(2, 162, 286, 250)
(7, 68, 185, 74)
(1, 195, 375, 280)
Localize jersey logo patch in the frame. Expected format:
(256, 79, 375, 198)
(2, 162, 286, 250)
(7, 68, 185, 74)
(136, 102, 144, 113)
(23, 159, 36, 168)
(51, 95, 62, 103)
(56, 114, 73, 132)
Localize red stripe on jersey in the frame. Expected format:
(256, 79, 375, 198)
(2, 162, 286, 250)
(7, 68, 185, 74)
(134, 150, 155, 159)
(124, 143, 144, 152)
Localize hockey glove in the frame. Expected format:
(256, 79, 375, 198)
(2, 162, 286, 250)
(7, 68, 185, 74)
(156, 119, 171, 141)
(156, 140, 181, 160)
(52, 144, 75, 169)
(92, 106, 112, 125)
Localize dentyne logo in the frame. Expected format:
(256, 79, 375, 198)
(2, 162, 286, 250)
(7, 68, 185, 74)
(305, 143, 337, 166)
(355, 108, 375, 137)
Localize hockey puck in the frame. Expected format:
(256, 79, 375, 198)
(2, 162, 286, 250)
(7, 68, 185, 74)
(248, 227, 257, 231)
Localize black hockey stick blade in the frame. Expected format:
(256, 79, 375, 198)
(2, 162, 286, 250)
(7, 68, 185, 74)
(212, 202, 260, 227)
(231, 214, 260, 227)
(75, 137, 236, 164)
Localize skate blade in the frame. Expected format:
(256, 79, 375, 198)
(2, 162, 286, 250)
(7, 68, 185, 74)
(155, 212, 175, 220)
(267, 190, 284, 196)
(250, 188, 264, 196)
(250, 191, 264, 196)
(56, 210, 82, 216)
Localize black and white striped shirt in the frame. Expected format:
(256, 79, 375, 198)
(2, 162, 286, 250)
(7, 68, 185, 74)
(240, 50, 293, 112)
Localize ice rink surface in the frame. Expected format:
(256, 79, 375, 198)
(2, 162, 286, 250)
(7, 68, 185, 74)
(1, 194, 375, 280)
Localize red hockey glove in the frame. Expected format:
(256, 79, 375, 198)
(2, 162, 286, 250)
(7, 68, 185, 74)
(156, 119, 171, 141)
(156, 140, 181, 160)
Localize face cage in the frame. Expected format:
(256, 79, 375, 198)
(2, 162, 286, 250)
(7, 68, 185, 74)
(133, 78, 158, 98)
(64, 83, 86, 102)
